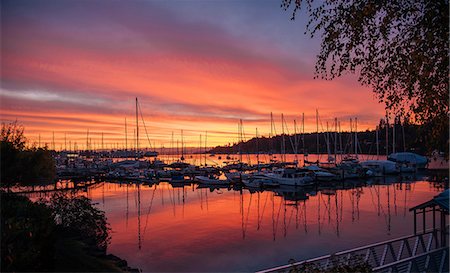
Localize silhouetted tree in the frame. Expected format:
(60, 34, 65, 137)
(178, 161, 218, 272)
(0, 121, 56, 187)
(282, 0, 449, 155)
(47, 193, 111, 251)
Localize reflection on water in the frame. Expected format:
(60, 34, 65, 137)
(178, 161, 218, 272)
(58, 175, 441, 272)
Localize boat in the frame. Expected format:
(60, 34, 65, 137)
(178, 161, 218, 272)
(304, 165, 338, 181)
(263, 168, 314, 186)
(224, 171, 250, 182)
(195, 175, 230, 185)
(388, 152, 428, 169)
(360, 160, 400, 175)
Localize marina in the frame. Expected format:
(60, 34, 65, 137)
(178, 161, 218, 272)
(21, 176, 444, 272)
(2, 0, 448, 272)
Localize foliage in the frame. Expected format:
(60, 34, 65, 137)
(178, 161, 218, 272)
(45, 193, 111, 251)
(288, 255, 372, 272)
(1, 191, 56, 272)
(281, 0, 449, 155)
(1, 121, 26, 151)
(1, 191, 114, 272)
(0, 121, 56, 187)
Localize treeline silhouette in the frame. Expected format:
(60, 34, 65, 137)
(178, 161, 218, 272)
(210, 121, 428, 156)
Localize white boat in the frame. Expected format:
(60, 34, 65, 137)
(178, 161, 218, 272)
(360, 160, 399, 175)
(263, 168, 314, 186)
(305, 165, 338, 181)
(388, 152, 428, 169)
(243, 173, 279, 187)
(195, 175, 230, 185)
(224, 171, 250, 181)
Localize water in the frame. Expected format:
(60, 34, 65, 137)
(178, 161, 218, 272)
(155, 153, 387, 167)
(76, 177, 442, 272)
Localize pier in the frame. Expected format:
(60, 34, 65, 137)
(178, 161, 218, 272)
(258, 190, 449, 273)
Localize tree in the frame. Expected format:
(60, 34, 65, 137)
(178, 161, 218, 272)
(0, 121, 56, 186)
(46, 193, 111, 251)
(282, 0, 449, 155)
(1, 192, 56, 272)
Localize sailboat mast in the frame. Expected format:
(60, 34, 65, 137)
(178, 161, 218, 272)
(392, 116, 396, 154)
(385, 112, 389, 156)
(302, 113, 305, 153)
(281, 114, 285, 163)
(316, 109, 319, 159)
(136, 97, 139, 158)
(326, 121, 330, 161)
(349, 118, 353, 157)
(125, 118, 128, 151)
(355, 117, 358, 158)
(205, 131, 207, 166)
(402, 117, 406, 152)
(86, 129, 89, 151)
(256, 128, 259, 169)
(294, 119, 298, 165)
(334, 118, 337, 163)
(338, 121, 342, 162)
(376, 125, 379, 160)
(181, 129, 184, 161)
(239, 120, 243, 163)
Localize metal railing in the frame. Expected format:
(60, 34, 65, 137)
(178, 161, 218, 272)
(257, 229, 448, 273)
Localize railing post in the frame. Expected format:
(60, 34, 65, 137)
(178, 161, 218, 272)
(414, 209, 417, 234)
(422, 208, 426, 233)
(433, 206, 436, 231)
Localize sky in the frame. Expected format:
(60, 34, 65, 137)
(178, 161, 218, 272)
(0, 0, 386, 150)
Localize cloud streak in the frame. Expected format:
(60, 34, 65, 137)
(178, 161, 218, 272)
(1, 0, 385, 148)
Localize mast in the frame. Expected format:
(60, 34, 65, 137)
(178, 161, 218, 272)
(52, 131, 55, 151)
(256, 128, 259, 170)
(199, 134, 202, 165)
(392, 116, 396, 154)
(349, 118, 353, 157)
(64, 133, 67, 151)
(334, 118, 337, 163)
(136, 97, 139, 159)
(171, 131, 174, 163)
(316, 109, 319, 160)
(294, 119, 298, 165)
(281, 114, 285, 163)
(355, 117, 358, 159)
(101, 132, 104, 151)
(376, 125, 379, 160)
(302, 113, 305, 155)
(181, 130, 184, 161)
(125, 118, 128, 151)
(270, 112, 276, 157)
(238, 120, 242, 163)
(326, 121, 331, 162)
(385, 112, 389, 156)
(338, 121, 342, 162)
(205, 131, 207, 166)
(402, 117, 406, 152)
(86, 129, 89, 151)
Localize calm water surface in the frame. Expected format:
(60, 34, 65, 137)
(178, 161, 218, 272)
(78, 175, 443, 272)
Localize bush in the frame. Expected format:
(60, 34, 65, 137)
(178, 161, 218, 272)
(1, 192, 56, 272)
(45, 193, 111, 251)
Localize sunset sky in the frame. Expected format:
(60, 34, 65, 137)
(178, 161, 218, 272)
(1, 0, 386, 149)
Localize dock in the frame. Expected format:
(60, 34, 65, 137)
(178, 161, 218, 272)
(257, 229, 448, 273)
